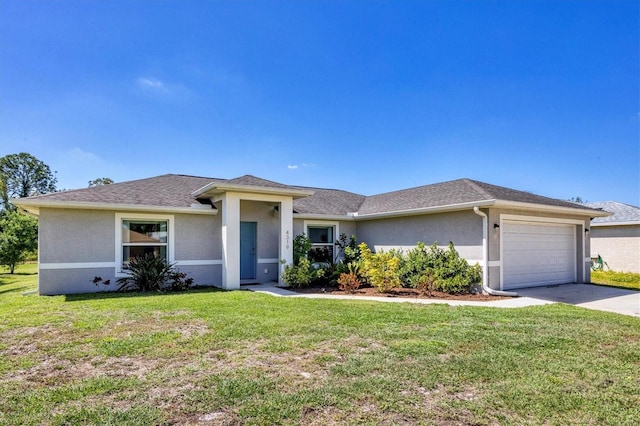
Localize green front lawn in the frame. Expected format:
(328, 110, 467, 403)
(591, 270, 640, 291)
(1, 264, 639, 425)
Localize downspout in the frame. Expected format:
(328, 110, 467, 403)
(473, 207, 518, 297)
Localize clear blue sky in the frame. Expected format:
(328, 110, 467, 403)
(1, 0, 638, 205)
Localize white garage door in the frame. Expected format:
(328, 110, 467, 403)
(502, 221, 576, 289)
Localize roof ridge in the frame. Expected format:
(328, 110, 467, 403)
(227, 174, 289, 186)
(171, 173, 221, 180)
(461, 178, 496, 200)
(292, 184, 365, 195)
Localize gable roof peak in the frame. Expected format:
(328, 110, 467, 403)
(225, 174, 292, 189)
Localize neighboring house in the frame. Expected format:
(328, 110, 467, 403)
(12, 174, 606, 295)
(585, 201, 640, 273)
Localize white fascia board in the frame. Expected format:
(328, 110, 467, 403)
(492, 200, 609, 217)
(351, 200, 496, 220)
(590, 221, 640, 227)
(10, 199, 218, 216)
(192, 183, 314, 199)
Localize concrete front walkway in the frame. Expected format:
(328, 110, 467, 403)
(249, 283, 640, 317)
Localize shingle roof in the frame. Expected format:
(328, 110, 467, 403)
(226, 175, 292, 189)
(14, 174, 599, 217)
(18, 174, 218, 208)
(585, 201, 640, 224)
(357, 178, 586, 215)
(292, 187, 366, 215)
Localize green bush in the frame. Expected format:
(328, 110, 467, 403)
(336, 233, 360, 264)
(359, 243, 401, 293)
(116, 254, 193, 292)
(281, 257, 324, 288)
(292, 234, 312, 264)
(399, 242, 481, 294)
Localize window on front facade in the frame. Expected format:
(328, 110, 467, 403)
(307, 225, 334, 263)
(121, 220, 168, 268)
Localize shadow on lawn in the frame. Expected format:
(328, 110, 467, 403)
(64, 286, 227, 302)
(0, 272, 38, 276)
(0, 285, 34, 295)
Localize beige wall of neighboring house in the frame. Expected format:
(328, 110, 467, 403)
(590, 225, 640, 273)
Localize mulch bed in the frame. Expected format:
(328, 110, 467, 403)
(290, 285, 508, 301)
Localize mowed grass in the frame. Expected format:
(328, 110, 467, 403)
(1, 265, 639, 425)
(591, 270, 640, 291)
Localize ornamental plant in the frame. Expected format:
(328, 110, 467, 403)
(293, 234, 312, 264)
(337, 262, 362, 293)
(359, 242, 401, 293)
(115, 254, 193, 292)
(399, 242, 481, 294)
(281, 257, 324, 288)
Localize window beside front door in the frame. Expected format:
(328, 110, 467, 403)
(307, 225, 334, 263)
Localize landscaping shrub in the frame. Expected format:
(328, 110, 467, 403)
(116, 254, 193, 292)
(413, 271, 437, 296)
(359, 243, 401, 293)
(292, 234, 312, 264)
(281, 257, 324, 288)
(337, 262, 362, 293)
(336, 233, 360, 264)
(281, 234, 325, 287)
(399, 242, 481, 294)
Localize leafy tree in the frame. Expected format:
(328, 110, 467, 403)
(0, 210, 38, 273)
(569, 196, 585, 204)
(88, 177, 114, 187)
(0, 153, 57, 211)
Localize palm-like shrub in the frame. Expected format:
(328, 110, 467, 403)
(117, 254, 192, 292)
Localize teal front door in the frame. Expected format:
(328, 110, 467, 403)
(240, 222, 257, 280)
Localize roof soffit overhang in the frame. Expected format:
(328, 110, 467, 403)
(491, 200, 610, 218)
(343, 199, 609, 221)
(351, 200, 497, 220)
(192, 182, 314, 199)
(10, 199, 219, 216)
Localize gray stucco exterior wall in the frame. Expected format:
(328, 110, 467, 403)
(39, 208, 115, 264)
(37, 208, 224, 295)
(174, 213, 221, 261)
(34, 202, 597, 295)
(355, 210, 483, 261)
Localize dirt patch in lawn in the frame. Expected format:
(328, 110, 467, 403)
(291, 285, 507, 301)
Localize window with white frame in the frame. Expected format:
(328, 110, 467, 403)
(307, 225, 335, 263)
(121, 220, 168, 268)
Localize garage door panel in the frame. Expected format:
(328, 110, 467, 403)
(503, 221, 576, 289)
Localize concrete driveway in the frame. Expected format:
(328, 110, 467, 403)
(516, 284, 640, 317)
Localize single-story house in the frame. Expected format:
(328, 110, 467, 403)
(12, 174, 607, 295)
(585, 201, 640, 273)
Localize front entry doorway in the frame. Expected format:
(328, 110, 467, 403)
(240, 221, 257, 280)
